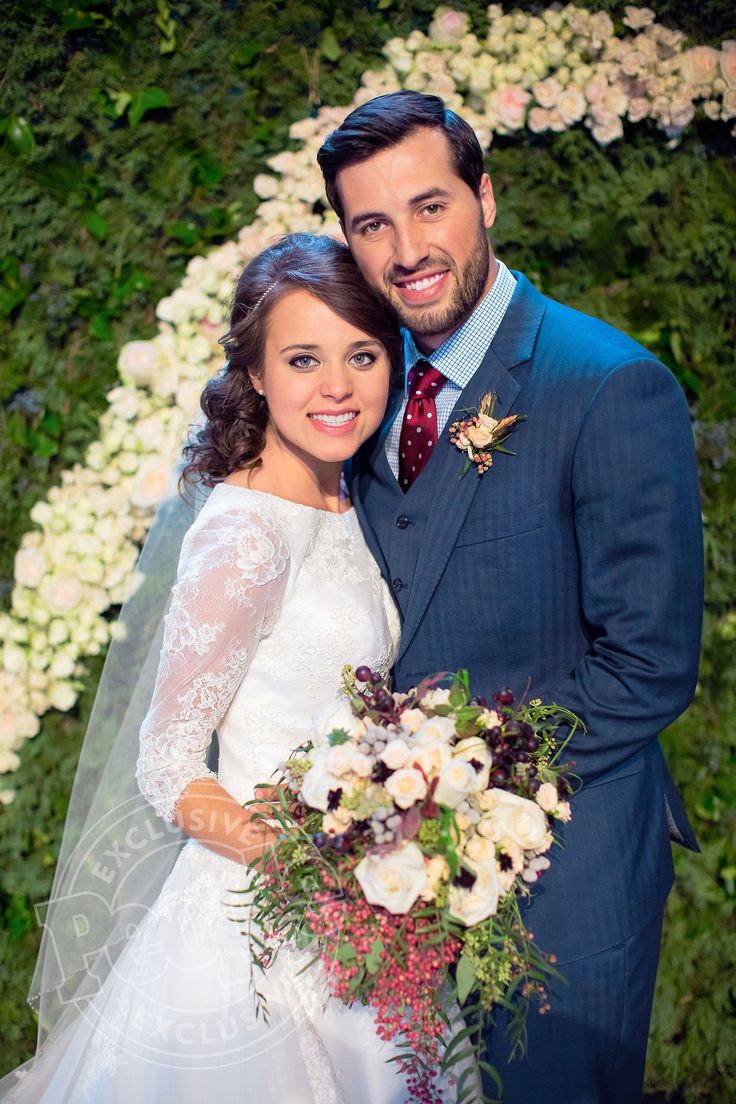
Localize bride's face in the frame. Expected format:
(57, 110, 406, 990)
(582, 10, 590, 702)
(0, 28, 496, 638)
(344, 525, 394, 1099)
(255, 289, 391, 465)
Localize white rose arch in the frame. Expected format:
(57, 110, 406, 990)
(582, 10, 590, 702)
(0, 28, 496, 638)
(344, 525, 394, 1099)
(1, 4, 734, 795)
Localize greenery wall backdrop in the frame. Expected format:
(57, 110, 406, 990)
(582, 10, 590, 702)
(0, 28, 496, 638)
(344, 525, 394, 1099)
(1, 1, 734, 1098)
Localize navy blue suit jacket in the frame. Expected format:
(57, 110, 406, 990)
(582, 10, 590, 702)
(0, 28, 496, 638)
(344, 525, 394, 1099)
(350, 273, 703, 963)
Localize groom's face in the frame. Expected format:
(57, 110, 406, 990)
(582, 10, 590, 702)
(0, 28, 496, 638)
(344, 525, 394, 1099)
(336, 127, 496, 352)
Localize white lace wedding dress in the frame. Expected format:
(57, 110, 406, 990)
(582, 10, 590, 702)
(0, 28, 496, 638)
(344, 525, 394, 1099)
(4, 484, 446, 1104)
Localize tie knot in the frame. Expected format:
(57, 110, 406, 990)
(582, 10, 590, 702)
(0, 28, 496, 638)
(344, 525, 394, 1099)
(407, 359, 445, 399)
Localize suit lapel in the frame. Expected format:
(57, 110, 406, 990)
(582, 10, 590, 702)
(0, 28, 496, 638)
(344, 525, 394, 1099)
(349, 386, 405, 585)
(397, 274, 547, 662)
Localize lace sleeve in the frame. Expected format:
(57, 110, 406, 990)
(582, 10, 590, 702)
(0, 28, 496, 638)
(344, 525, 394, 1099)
(136, 507, 290, 822)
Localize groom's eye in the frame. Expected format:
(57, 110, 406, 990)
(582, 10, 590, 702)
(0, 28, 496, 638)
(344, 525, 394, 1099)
(361, 220, 384, 236)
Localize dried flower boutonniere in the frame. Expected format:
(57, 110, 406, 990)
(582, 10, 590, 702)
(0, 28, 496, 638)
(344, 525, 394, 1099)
(449, 391, 525, 477)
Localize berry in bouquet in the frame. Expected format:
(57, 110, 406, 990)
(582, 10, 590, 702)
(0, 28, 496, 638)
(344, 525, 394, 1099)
(240, 667, 582, 1103)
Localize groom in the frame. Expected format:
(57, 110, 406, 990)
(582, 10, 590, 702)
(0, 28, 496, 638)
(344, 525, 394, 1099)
(318, 91, 703, 1101)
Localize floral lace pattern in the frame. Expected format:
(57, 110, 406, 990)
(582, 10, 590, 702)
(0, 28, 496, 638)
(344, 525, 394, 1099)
(136, 505, 290, 822)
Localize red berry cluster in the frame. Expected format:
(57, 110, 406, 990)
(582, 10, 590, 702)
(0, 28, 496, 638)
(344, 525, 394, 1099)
(306, 868, 460, 1104)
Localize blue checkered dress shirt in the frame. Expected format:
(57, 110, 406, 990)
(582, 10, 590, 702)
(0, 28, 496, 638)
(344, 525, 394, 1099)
(385, 259, 517, 477)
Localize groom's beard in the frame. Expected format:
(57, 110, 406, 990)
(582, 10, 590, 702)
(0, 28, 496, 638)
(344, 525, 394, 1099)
(377, 216, 491, 341)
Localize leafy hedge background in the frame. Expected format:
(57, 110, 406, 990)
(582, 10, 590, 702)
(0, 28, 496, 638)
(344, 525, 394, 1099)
(1, 0, 734, 1097)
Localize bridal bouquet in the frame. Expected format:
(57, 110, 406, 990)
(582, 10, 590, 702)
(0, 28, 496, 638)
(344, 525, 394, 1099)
(243, 668, 580, 1104)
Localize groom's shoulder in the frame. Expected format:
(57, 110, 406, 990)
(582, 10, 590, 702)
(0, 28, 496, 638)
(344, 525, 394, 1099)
(534, 287, 657, 376)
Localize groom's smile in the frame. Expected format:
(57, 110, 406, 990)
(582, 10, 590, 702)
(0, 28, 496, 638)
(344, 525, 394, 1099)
(336, 127, 497, 352)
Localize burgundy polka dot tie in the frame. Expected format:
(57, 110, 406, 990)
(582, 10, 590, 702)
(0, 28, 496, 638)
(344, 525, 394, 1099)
(398, 359, 446, 492)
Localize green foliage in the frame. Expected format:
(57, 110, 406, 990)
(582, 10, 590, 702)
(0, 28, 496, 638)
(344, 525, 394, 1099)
(0, 1, 734, 1097)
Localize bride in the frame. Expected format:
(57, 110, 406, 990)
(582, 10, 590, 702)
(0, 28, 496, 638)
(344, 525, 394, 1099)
(0, 233, 446, 1102)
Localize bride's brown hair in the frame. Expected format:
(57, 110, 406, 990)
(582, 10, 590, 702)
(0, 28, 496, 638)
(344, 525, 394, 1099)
(181, 233, 402, 489)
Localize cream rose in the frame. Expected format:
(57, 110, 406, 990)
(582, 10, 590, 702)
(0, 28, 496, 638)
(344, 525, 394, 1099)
(453, 736, 492, 791)
(414, 715, 456, 744)
(299, 755, 343, 812)
(355, 842, 427, 914)
(385, 767, 428, 809)
(399, 707, 427, 734)
(381, 738, 411, 770)
(485, 790, 549, 850)
(680, 45, 719, 87)
(14, 546, 46, 589)
(409, 741, 452, 777)
(721, 45, 736, 88)
(420, 687, 451, 709)
(434, 758, 478, 808)
(448, 858, 503, 926)
(536, 782, 560, 812)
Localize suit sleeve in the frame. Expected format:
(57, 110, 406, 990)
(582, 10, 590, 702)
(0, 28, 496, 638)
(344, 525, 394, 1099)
(546, 356, 703, 782)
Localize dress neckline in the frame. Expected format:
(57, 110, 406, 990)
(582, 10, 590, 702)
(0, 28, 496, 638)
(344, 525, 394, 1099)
(213, 481, 355, 517)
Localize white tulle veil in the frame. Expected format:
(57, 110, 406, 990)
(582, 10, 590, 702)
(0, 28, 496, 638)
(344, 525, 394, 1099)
(25, 454, 211, 1056)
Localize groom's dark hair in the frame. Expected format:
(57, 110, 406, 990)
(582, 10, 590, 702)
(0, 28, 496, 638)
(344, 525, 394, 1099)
(317, 90, 485, 223)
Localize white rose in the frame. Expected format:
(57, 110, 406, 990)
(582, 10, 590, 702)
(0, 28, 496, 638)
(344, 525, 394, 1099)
(492, 85, 532, 131)
(130, 456, 171, 511)
(39, 576, 83, 615)
(485, 790, 548, 850)
(532, 76, 560, 108)
(14, 546, 46, 589)
(327, 744, 356, 777)
(536, 782, 560, 812)
(623, 6, 656, 32)
(48, 680, 77, 712)
(428, 8, 469, 45)
(681, 46, 719, 87)
(464, 834, 495, 864)
(252, 173, 279, 199)
(385, 767, 428, 809)
(29, 501, 53, 526)
(448, 858, 502, 926)
(118, 340, 159, 387)
(453, 736, 492, 791)
(721, 46, 736, 89)
(409, 741, 451, 778)
(381, 738, 411, 770)
(322, 808, 353, 835)
(49, 652, 75, 679)
(299, 756, 343, 812)
(0, 749, 22, 773)
(350, 751, 374, 778)
(0, 790, 15, 805)
(355, 841, 427, 914)
(399, 707, 427, 733)
(557, 85, 587, 125)
(413, 715, 456, 745)
(420, 687, 451, 709)
(434, 758, 478, 809)
(3, 643, 27, 676)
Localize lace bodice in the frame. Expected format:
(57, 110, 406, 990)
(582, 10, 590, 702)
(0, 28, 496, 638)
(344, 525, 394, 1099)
(137, 484, 400, 821)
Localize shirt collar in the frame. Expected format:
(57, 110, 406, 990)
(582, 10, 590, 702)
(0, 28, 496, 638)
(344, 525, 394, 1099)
(401, 258, 516, 389)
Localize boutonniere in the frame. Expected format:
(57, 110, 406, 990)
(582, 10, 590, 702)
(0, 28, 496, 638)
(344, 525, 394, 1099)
(448, 391, 525, 477)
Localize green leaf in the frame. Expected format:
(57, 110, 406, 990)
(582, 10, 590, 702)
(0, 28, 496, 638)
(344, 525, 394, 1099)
(89, 312, 112, 341)
(40, 412, 62, 437)
(27, 429, 57, 458)
(84, 211, 108, 241)
(127, 87, 172, 128)
(327, 728, 351, 746)
(237, 42, 265, 67)
(364, 938, 384, 974)
(336, 942, 357, 962)
(6, 116, 35, 155)
(164, 221, 200, 247)
(455, 952, 476, 1004)
(320, 27, 342, 62)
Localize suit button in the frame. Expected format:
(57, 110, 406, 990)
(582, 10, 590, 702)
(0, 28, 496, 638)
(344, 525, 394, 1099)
(392, 578, 404, 593)
(396, 516, 409, 530)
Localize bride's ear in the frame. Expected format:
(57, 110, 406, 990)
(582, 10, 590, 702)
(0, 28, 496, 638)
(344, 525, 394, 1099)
(249, 372, 265, 397)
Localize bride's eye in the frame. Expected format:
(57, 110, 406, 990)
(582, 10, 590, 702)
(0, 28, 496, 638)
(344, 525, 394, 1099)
(289, 354, 319, 370)
(350, 351, 378, 368)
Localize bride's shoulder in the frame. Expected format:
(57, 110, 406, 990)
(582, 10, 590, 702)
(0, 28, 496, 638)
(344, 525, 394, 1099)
(179, 484, 291, 570)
